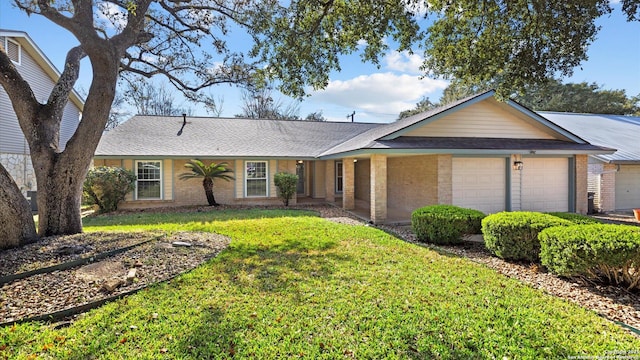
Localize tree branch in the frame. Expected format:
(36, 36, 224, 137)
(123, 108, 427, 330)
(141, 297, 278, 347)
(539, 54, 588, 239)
(46, 45, 86, 116)
(0, 46, 39, 131)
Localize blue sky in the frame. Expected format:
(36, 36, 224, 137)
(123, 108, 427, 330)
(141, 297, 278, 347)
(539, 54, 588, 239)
(1, 1, 638, 123)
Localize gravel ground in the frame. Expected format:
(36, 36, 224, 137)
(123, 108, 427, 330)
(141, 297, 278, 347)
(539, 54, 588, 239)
(1, 204, 638, 333)
(0, 232, 229, 324)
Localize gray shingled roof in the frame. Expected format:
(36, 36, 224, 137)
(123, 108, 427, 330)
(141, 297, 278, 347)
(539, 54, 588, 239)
(95, 116, 379, 158)
(540, 112, 640, 163)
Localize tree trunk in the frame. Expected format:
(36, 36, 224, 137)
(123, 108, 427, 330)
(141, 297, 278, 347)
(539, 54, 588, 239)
(32, 152, 88, 236)
(0, 165, 38, 249)
(203, 178, 217, 206)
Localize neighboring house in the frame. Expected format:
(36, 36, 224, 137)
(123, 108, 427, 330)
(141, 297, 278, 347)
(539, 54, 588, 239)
(0, 30, 84, 201)
(94, 91, 613, 224)
(541, 112, 640, 212)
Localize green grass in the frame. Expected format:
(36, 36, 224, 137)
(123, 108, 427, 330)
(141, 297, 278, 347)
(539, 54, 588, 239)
(2, 210, 639, 359)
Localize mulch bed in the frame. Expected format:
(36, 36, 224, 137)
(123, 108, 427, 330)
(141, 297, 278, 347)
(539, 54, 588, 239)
(0, 231, 229, 324)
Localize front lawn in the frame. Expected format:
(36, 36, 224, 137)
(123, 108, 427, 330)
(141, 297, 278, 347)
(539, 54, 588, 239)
(2, 210, 639, 358)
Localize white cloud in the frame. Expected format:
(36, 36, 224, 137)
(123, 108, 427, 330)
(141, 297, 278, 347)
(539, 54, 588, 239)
(384, 50, 424, 74)
(307, 72, 448, 123)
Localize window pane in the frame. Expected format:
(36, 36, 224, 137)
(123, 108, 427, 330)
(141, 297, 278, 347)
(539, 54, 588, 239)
(137, 161, 162, 199)
(247, 179, 267, 196)
(246, 161, 266, 179)
(138, 162, 161, 180)
(138, 181, 161, 198)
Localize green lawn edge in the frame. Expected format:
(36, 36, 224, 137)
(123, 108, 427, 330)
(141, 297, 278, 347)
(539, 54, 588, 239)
(2, 210, 638, 359)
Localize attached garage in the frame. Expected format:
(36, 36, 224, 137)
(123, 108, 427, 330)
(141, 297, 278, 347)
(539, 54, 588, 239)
(521, 157, 569, 212)
(452, 157, 506, 214)
(615, 165, 640, 210)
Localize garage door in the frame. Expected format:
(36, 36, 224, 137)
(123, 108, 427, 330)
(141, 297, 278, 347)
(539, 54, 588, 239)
(521, 158, 568, 212)
(615, 165, 640, 210)
(453, 157, 506, 214)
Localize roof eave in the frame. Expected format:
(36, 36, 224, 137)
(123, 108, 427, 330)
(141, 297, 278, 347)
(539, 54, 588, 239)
(504, 100, 587, 144)
(319, 148, 615, 160)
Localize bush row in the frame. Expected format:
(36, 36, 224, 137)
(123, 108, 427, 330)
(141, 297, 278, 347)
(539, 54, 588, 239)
(411, 205, 485, 245)
(540, 224, 640, 290)
(411, 207, 639, 290)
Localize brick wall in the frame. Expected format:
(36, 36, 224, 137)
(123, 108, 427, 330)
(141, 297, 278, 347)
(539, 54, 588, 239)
(387, 155, 439, 214)
(575, 155, 589, 214)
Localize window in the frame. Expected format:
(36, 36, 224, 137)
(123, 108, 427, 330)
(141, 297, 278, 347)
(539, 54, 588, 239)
(245, 161, 267, 197)
(335, 161, 343, 193)
(5, 38, 21, 65)
(136, 161, 162, 199)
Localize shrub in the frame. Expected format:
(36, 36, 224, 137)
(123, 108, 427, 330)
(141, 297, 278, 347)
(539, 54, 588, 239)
(481, 212, 572, 262)
(540, 224, 640, 290)
(274, 172, 298, 206)
(83, 166, 137, 213)
(411, 205, 485, 245)
(546, 212, 602, 225)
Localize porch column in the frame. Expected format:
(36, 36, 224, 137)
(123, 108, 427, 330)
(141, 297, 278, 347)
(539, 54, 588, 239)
(370, 154, 387, 223)
(437, 155, 452, 204)
(343, 158, 355, 210)
(325, 160, 335, 202)
(575, 155, 589, 214)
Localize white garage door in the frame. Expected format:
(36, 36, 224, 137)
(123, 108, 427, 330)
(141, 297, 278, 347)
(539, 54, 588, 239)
(615, 165, 640, 210)
(521, 158, 568, 212)
(453, 157, 506, 214)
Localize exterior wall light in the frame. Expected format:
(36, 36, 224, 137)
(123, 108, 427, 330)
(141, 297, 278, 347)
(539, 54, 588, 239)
(513, 161, 524, 171)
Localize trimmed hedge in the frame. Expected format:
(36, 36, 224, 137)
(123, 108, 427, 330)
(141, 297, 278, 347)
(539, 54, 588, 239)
(540, 224, 640, 290)
(482, 212, 572, 262)
(411, 205, 485, 245)
(546, 212, 602, 225)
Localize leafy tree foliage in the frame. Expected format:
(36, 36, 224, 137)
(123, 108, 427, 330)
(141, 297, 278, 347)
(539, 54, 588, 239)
(274, 172, 299, 206)
(304, 111, 327, 122)
(398, 97, 438, 119)
(0, 0, 637, 246)
(83, 167, 136, 213)
(423, 0, 619, 97)
(438, 79, 640, 115)
(179, 160, 234, 206)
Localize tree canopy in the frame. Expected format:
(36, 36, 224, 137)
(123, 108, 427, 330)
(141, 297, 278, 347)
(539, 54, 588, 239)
(430, 79, 640, 116)
(0, 0, 638, 247)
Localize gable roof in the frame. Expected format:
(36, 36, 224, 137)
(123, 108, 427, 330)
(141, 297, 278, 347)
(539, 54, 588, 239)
(96, 93, 614, 160)
(95, 116, 379, 158)
(541, 112, 640, 164)
(319, 91, 602, 157)
(0, 29, 84, 111)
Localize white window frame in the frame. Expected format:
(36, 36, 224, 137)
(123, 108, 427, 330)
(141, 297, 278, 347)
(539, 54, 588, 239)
(245, 160, 268, 197)
(135, 160, 163, 200)
(5, 38, 21, 65)
(335, 161, 343, 194)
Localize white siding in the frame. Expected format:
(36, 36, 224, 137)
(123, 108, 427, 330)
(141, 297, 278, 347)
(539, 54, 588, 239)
(452, 157, 506, 214)
(615, 165, 640, 210)
(405, 101, 555, 139)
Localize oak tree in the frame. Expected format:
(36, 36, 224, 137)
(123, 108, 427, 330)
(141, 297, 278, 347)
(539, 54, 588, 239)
(0, 0, 637, 248)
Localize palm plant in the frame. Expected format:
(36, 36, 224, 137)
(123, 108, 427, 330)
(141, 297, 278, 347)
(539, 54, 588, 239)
(179, 159, 234, 206)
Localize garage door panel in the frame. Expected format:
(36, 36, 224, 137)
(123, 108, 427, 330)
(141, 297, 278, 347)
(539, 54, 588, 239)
(521, 158, 568, 212)
(453, 158, 505, 214)
(615, 165, 640, 210)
